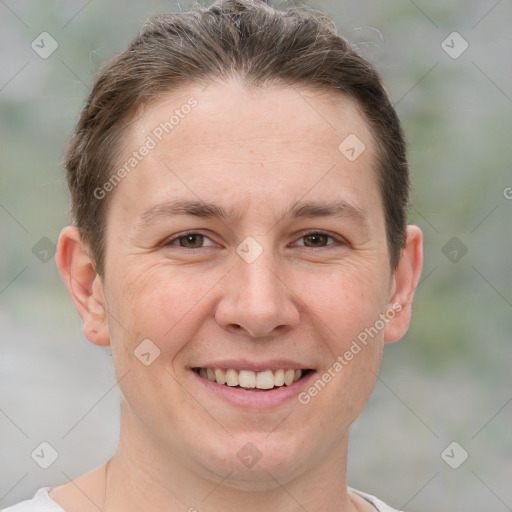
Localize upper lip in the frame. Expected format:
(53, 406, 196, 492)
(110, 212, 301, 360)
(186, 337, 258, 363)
(190, 359, 314, 372)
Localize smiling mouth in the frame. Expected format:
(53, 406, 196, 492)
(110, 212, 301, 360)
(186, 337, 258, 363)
(193, 367, 313, 391)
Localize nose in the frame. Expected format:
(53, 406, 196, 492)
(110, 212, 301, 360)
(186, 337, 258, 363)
(215, 249, 301, 338)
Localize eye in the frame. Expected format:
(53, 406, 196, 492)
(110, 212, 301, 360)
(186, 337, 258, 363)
(165, 231, 216, 249)
(295, 231, 340, 248)
(164, 230, 344, 250)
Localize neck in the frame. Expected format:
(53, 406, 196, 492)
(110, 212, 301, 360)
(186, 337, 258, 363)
(103, 403, 360, 512)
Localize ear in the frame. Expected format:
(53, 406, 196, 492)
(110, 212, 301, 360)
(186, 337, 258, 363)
(384, 225, 423, 343)
(55, 226, 110, 347)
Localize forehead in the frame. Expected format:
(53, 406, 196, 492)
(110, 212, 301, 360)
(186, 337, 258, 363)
(111, 80, 383, 231)
(132, 81, 375, 161)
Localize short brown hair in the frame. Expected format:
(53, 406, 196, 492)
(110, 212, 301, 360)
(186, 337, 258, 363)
(64, 0, 410, 276)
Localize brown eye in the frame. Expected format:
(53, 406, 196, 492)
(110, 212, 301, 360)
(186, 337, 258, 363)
(176, 234, 205, 248)
(164, 231, 217, 250)
(302, 233, 331, 247)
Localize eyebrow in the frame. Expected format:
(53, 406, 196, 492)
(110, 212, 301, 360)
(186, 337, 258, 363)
(136, 198, 368, 229)
(286, 200, 367, 224)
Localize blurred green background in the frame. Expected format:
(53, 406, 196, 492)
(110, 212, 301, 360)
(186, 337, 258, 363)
(1, 1, 511, 510)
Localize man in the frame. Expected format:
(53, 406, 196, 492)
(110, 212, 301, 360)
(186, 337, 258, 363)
(4, 1, 422, 510)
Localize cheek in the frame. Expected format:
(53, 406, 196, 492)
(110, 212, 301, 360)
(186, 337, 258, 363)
(302, 260, 390, 344)
(296, 267, 386, 430)
(103, 264, 208, 412)
(300, 260, 388, 390)
(104, 261, 222, 358)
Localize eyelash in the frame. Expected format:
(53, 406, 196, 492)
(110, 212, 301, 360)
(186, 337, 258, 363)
(164, 230, 345, 249)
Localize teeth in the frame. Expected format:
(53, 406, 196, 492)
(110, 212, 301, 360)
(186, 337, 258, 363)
(284, 369, 295, 386)
(238, 370, 256, 388)
(256, 370, 274, 389)
(274, 369, 285, 386)
(225, 369, 238, 387)
(214, 368, 226, 385)
(197, 368, 305, 390)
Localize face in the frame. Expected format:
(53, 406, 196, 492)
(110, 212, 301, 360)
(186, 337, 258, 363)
(82, 81, 407, 486)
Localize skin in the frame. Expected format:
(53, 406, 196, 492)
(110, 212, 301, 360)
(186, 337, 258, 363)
(54, 80, 423, 512)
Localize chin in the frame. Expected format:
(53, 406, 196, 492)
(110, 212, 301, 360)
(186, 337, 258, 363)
(194, 433, 307, 488)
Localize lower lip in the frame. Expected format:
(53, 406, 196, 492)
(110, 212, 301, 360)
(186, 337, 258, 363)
(191, 370, 316, 410)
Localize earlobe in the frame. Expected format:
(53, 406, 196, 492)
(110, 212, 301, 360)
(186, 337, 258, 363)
(55, 226, 110, 347)
(384, 225, 423, 343)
